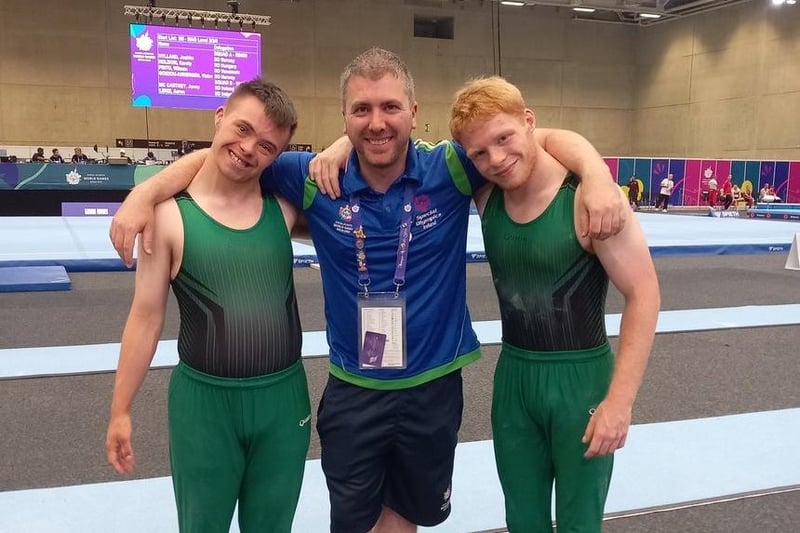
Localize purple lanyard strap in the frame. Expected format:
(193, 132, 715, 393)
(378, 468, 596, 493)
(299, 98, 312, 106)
(350, 183, 415, 296)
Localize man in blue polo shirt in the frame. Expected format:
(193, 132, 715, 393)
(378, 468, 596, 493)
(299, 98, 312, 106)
(110, 50, 627, 533)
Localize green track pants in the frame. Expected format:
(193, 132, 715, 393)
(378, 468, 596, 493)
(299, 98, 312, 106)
(492, 343, 614, 533)
(168, 360, 311, 533)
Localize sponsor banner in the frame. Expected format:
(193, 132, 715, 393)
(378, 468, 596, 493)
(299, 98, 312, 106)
(0, 163, 165, 190)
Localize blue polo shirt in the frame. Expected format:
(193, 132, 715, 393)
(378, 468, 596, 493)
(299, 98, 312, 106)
(263, 139, 485, 390)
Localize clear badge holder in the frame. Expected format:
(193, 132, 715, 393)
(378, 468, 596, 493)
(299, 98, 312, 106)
(357, 292, 407, 370)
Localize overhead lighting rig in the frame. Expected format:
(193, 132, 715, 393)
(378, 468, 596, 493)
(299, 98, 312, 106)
(124, 4, 271, 28)
(491, 0, 754, 26)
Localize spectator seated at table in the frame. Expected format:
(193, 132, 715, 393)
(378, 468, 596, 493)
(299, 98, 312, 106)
(30, 147, 47, 163)
(49, 148, 64, 163)
(759, 184, 782, 203)
(71, 147, 89, 164)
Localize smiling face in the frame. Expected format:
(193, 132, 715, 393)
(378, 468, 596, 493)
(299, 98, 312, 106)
(450, 76, 540, 191)
(458, 110, 536, 191)
(211, 94, 293, 183)
(342, 73, 417, 184)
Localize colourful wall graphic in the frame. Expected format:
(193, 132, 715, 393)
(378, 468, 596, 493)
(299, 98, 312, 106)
(603, 158, 800, 207)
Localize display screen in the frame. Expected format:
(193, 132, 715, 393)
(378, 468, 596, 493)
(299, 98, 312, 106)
(129, 23, 261, 110)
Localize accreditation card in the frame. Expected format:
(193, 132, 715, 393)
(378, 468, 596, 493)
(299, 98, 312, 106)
(357, 292, 407, 370)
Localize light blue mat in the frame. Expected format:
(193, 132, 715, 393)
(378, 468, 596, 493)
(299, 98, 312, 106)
(0, 217, 318, 271)
(1, 214, 798, 271)
(1, 408, 797, 533)
(3, 304, 799, 380)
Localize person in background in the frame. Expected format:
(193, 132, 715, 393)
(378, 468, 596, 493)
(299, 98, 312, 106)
(731, 184, 753, 209)
(765, 184, 782, 203)
(654, 173, 674, 213)
(119, 149, 133, 164)
(177, 139, 192, 157)
(627, 176, 639, 211)
(30, 147, 47, 162)
(740, 186, 754, 208)
(707, 174, 718, 209)
(50, 148, 64, 163)
(71, 147, 89, 164)
(450, 75, 660, 533)
(721, 175, 733, 210)
(143, 151, 157, 162)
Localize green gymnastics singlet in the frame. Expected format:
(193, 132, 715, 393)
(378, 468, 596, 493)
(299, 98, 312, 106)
(171, 191, 302, 377)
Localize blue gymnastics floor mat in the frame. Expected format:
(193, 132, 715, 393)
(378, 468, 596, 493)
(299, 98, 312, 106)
(0, 266, 71, 293)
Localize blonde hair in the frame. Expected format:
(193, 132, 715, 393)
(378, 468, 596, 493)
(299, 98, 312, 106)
(449, 76, 526, 142)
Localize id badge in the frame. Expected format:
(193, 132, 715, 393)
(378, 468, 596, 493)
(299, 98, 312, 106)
(357, 292, 407, 370)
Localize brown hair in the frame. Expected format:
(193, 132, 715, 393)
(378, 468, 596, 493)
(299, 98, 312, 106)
(228, 78, 298, 137)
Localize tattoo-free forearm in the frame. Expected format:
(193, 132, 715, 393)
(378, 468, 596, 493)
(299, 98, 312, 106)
(605, 292, 658, 407)
(109, 311, 164, 417)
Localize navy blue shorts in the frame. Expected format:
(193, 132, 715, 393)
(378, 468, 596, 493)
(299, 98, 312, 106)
(316, 370, 464, 533)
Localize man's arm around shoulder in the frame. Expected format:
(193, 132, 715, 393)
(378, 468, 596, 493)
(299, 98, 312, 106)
(110, 149, 207, 266)
(536, 128, 627, 239)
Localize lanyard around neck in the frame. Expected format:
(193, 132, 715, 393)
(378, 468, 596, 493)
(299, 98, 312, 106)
(350, 182, 416, 296)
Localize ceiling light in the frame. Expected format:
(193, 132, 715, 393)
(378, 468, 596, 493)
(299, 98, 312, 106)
(771, 0, 785, 5)
(123, 5, 272, 28)
(639, 13, 662, 18)
(572, 7, 596, 12)
(500, 1, 526, 6)
(787, 0, 796, 4)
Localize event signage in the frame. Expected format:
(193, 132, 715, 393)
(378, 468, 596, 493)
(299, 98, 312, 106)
(130, 23, 261, 110)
